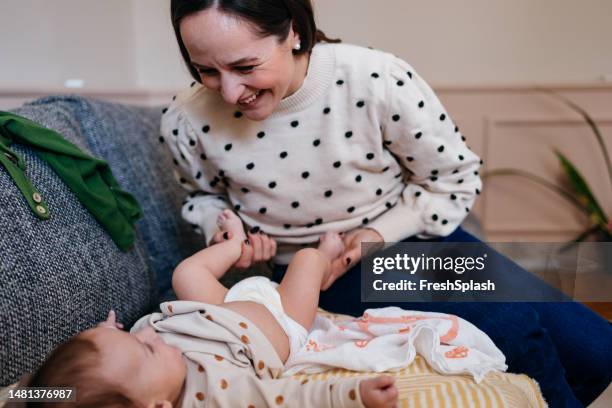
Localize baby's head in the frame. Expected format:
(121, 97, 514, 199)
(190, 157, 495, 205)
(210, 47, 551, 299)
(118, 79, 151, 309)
(26, 326, 186, 408)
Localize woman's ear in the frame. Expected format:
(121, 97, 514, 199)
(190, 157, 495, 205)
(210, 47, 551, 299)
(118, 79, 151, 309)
(288, 23, 300, 47)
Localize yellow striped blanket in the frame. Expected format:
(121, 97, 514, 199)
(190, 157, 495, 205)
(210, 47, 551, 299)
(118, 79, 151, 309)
(290, 310, 547, 407)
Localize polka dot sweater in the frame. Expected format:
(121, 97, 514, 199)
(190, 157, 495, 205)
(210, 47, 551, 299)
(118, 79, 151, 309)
(160, 43, 482, 262)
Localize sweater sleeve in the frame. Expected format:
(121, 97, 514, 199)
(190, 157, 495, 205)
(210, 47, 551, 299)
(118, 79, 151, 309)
(368, 56, 482, 241)
(160, 105, 230, 245)
(205, 369, 366, 408)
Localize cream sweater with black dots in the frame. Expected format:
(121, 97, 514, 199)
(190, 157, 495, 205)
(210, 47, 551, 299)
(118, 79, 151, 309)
(160, 43, 482, 263)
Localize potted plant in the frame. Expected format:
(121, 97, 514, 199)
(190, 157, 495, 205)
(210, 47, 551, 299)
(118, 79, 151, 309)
(484, 89, 612, 244)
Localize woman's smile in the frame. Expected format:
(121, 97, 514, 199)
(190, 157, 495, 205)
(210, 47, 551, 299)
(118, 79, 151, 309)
(239, 89, 262, 107)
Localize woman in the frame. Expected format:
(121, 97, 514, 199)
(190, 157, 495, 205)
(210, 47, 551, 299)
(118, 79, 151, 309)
(161, 1, 611, 406)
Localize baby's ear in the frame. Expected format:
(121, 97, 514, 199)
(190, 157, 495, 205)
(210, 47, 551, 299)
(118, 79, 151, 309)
(147, 401, 173, 408)
(18, 372, 33, 386)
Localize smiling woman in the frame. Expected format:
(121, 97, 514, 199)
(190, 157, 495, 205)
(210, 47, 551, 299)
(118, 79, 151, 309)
(160, 1, 612, 406)
(171, 0, 337, 121)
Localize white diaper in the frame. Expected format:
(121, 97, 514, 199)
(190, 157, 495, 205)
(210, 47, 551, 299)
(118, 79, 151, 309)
(224, 276, 308, 360)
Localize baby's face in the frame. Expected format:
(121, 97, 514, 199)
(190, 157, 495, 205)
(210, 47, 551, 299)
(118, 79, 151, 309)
(84, 326, 186, 406)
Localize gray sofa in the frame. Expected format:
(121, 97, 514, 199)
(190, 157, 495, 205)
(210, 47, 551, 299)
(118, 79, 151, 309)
(0, 95, 484, 387)
(0, 95, 207, 386)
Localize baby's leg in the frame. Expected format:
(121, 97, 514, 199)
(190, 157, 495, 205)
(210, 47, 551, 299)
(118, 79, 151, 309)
(277, 232, 344, 331)
(172, 210, 245, 304)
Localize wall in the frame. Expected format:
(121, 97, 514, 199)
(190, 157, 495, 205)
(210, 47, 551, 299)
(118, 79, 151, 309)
(1, 0, 612, 91)
(0, 0, 136, 90)
(313, 0, 612, 85)
(130, 0, 190, 90)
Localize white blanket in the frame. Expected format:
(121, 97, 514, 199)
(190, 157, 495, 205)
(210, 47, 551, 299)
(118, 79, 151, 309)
(283, 307, 507, 383)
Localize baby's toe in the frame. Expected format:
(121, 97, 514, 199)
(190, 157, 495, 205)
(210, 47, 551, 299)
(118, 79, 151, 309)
(225, 210, 240, 222)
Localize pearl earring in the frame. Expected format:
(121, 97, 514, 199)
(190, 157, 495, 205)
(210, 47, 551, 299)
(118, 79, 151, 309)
(293, 41, 301, 51)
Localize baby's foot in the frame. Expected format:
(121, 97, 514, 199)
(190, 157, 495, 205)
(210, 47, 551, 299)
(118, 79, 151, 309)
(217, 209, 247, 242)
(318, 231, 345, 261)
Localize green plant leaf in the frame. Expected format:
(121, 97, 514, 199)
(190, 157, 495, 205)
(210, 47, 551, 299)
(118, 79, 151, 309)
(559, 225, 600, 253)
(535, 88, 612, 189)
(555, 150, 608, 226)
(571, 225, 600, 243)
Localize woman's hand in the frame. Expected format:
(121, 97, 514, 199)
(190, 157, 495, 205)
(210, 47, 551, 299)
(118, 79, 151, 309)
(97, 310, 124, 330)
(235, 232, 277, 268)
(322, 228, 384, 290)
(213, 229, 277, 269)
(360, 376, 398, 408)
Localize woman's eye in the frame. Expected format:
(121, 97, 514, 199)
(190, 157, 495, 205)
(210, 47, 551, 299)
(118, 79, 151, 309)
(235, 65, 255, 73)
(197, 68, 218, 76)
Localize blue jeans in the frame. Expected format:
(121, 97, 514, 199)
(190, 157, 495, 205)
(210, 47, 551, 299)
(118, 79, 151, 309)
(272, 227, 612, 408)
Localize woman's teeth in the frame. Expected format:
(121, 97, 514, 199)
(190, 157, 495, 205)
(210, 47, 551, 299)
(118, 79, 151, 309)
(241, 90, 261, 105)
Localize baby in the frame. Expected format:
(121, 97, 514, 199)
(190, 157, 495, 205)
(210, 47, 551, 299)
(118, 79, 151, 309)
(24, 210, 398, 408)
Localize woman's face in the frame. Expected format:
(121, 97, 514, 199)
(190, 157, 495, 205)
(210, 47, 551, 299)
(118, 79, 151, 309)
(180, 8, 307, 121)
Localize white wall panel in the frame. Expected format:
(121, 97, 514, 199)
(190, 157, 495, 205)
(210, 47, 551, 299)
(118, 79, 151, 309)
(0, 0, 136, 90)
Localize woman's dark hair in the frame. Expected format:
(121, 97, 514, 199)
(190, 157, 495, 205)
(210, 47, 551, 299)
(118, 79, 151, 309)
(170, 0, 341, 83)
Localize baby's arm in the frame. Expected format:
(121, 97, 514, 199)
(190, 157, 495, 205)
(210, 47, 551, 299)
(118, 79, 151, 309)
(205, 370, 372, 408)
(172, 211, 245, 303)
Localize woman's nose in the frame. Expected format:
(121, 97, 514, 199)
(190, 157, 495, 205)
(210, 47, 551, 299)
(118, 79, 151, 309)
(220, 75, 245, 105)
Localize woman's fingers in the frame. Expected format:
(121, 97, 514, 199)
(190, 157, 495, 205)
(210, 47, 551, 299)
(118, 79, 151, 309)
(235, 239, 254, 268)
(257, 234, 268, 260)
(249, 233, 264, 262)
(339, 232, 365, 268)
(261, 234, 277, 260)
(343, 246, 362, 269)
(270, 237, 277, 257)
(261, 234, 272, 260)
(234, 233, 277, 267)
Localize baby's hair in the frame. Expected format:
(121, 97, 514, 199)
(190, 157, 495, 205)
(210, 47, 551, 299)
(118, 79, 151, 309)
(24, 334, 140, 408)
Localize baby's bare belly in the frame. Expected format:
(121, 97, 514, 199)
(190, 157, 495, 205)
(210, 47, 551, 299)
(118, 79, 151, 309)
(220, 301, 290, 363)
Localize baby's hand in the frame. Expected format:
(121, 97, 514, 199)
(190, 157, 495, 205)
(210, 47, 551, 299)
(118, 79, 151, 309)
(360, 376, 398, 408)
(97, 310, 124, 330)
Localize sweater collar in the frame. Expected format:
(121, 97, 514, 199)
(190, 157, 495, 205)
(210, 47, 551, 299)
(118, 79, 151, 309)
(271, 43, 335, 117)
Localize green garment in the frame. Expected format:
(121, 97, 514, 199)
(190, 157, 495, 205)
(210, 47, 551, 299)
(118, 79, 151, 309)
(0, 111, 142, 251)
